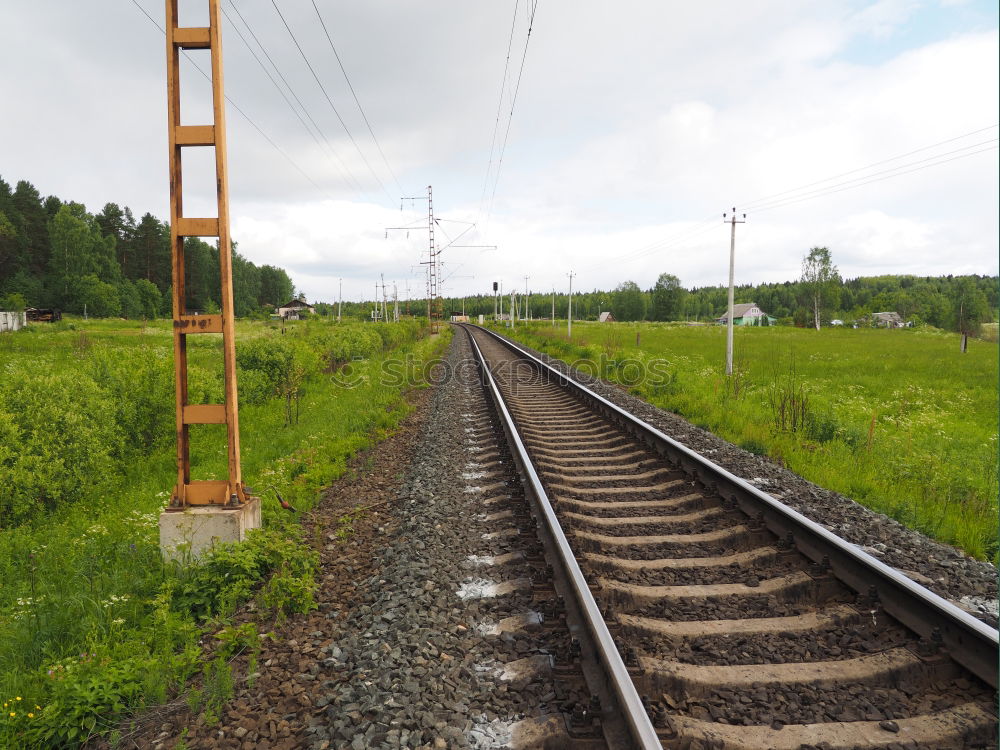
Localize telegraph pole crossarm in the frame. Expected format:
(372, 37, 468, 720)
(723, 207, 746, 377)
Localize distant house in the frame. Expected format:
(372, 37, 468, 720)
(450, 315, 470, 322)
(598, 311, 616, 323)
(830, 319, 845, 326)
(871, 311, 904, 328)
(715, 302, 775, 326)
(276, 298, 315, 320)
(1, 311, 26, 333)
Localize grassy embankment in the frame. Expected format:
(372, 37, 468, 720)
(0, 316, 449, 748)
(494, 320, 998, 561)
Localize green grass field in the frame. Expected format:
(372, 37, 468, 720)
(0, 316, 449, 747)
(496, 320, 999, 561)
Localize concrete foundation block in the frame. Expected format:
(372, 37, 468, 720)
(159, 496, 262, 562)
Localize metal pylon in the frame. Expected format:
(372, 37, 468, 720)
(165, 0, 245, 508)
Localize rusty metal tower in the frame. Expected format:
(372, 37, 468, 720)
(164, 0, 246, 508)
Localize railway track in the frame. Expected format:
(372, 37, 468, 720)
(461, 323, 998, 750)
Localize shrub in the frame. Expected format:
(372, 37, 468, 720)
(0, 374, 121, 525)
(169, 527, 317, 622)
(86, 346, 173, 453)
(236, 338, 295, 395)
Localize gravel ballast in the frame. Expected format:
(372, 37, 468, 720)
(299, 332, 583, 749)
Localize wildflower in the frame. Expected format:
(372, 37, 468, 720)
(9, 712, 14, 718)
(27, 713, 34, 718)
(15, 697, 20, 701)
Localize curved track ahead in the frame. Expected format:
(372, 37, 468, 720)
(463, 324, 998, 750)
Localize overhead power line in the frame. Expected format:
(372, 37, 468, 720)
(593, 124, 999, 270)
(479, 0, 521, 221)
(739, 124, 999, 211)
(310, 0, 404, 195)
(221, 2, 364, 197)
(752, 141, 998, 214)
(130, 0, 332, 200)
(485, 0, 540, 230)
(270, 0, 396, 207)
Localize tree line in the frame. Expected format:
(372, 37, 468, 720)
(439, 260, 997, 335)
(0, 176, 295, 318)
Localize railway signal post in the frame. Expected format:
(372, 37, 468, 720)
(159, 0, 260, 560)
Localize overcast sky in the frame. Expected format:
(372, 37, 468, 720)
(1, 0, 997, 303)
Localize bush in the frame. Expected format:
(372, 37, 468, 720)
(236, 338, 295, 394)
(86, 346, 173, 453)
(169, 527, 317, 622)
(0, 374, 121, 525)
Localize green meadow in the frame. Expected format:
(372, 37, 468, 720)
(496, 321, 999, 561)
(0, 316, 448, 747)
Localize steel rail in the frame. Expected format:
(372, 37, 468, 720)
(464, 328, 663, 749)
(468, 324, 1000, 690)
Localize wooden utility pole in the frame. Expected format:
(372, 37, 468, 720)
(165, 0, 246, 507)
(380, 273, 389, 323)
(567, 271, 575, 339)
(337, 278, 342, 322)
(523, 275, 530, 321)
(552, 287, 555, 326)
(723, 208, 746, 376)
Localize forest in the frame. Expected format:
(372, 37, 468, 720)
(440, 271, 998, 334)
(0, 176, 295, 318)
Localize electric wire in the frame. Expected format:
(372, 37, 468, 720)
(485, 0, 539, 231)
(221, 4, 364, 197)
(226, 0, 366, 194)
(310, 0, 404, 195)
(479, 0, 520, 222)
(130, 0, 331, 200)
(270, 0, 395, 207)
(752, 142, 998, 214)
(745, 138, 998, 213)
(739, 124, 999, 211)
(594, 125, 999, 270)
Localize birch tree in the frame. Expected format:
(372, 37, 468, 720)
(801, 247, 840, 330)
